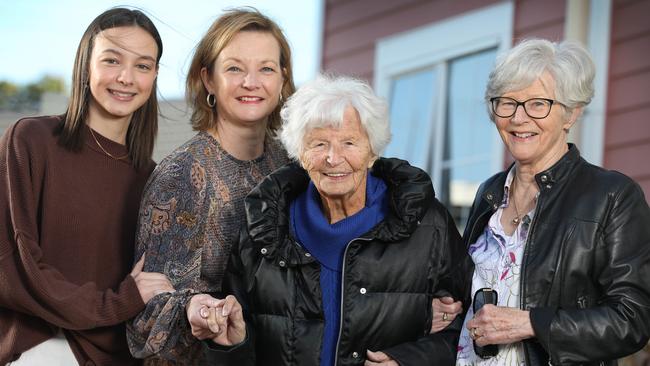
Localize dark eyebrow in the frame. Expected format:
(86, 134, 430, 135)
(101, 48, 156, 63)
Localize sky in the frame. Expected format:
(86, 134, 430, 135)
(0, 0, 323, 99)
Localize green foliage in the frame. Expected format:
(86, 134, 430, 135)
(0, 75, 66, 111)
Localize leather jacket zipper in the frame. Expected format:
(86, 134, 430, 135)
(468, 207, 493, 245)
(577, 296, 588, 309)
(333, 237, 372, 366)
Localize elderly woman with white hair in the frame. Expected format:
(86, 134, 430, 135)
(187, 74, 470, 365)
(457, 39, 650, 366)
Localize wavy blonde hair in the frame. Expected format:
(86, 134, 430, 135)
(185, 7, 295, 135)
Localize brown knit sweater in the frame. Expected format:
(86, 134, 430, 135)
(0, 116, 154, 365)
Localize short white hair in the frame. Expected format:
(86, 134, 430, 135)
(279, 74, 391, 160)
(486, 39, 595, 120)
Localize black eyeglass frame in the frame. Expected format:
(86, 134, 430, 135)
(490, 96, 564, 119)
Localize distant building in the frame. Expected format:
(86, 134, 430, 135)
(0, 92, 196, 163)
(320, 0, 650, 229)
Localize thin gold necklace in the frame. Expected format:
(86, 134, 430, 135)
(510, 178, 523, 225)
(89, 127, 129, 160)
(510, 177, 537, 225)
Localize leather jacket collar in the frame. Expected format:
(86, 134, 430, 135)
(480, 144, 581, 212)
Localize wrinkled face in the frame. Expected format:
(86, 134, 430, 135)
(300, 106, 376, 204)
(495, 72, 578, 170)
(87, 26, 158, 122)
(202, 31, 284, 127)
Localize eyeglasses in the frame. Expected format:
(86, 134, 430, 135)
(490, 97, 563, 119)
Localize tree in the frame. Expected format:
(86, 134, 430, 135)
(0, 75, 66, 111)
(0, 81, 19, 110)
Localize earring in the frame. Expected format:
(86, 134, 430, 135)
(206, 93, 216, 108)
(279, 93, 283, 103)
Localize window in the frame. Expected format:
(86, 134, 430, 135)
(375, 3, 513, 229)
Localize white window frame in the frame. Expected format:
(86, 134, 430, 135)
(580, 0, 611, 166)
(374, 2, 513, 193)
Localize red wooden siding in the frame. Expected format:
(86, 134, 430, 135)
(513, 0, 565, 42)
(322, 0, 566, 82)
(321, 0, 502, 82)
(605, 0, 650, 199)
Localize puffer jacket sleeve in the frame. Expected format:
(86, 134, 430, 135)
(530, 178, 650, 363)
(382, 201, 471, 366)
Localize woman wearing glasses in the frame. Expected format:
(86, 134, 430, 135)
(457, 39, 650, 365)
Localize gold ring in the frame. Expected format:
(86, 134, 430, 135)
(470, 327, 477, 339)
(442, 312, 449, 321)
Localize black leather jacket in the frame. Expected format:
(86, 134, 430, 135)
(462, 145, 650, 365)
(204, 158, 470, 366)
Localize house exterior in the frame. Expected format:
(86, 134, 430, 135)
(320, 0, 650, 230)
(320, 0, 649, 362)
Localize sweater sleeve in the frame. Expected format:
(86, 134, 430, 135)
(126, 150, 212, 361)
(202, 228, 256, 366)
(0, 120, 145, 330)
(382, 203, 470, 366)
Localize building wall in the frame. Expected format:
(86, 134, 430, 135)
(0, 96, 195, 164)
(322, 0, 650, 201)
(322, 0, 502, 82)
(322, 0, 567, 81)
(321, 0, 565, 172)
(153, 100, 196, 162)
(604, 0, 650, 199)
(512, 0, 565, 42)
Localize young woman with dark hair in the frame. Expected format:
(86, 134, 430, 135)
(0, 8, 173, 365)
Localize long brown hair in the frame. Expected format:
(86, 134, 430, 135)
(186, 7, 295, 134)
(58, 7, 163, 170)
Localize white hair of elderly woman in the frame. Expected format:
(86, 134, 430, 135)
(485, 38, 595, 121)
(279, 74, 391, 161)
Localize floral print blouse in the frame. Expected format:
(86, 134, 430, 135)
(126, 131, 289, 365)
(457, 168, 536, 366)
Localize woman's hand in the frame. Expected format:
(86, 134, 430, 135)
(130, 254, 175, 303)
(205, 295, 247, 346)
(192, 294, 247, 346)
(467, 304, 535, 346)
(430, 296, 462, 333)
(187, 294, 223, 340)
(365, 350, 398, 365)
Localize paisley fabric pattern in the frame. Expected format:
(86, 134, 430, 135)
(457, 169, 536, 366)
(126, 131, 289, 365)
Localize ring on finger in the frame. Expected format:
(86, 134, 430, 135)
(442, 312, 449, 321)
(470, 327, 479, 339)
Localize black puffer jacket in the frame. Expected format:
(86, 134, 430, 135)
(463, 145, 650, 365)
(204, 158, 470, 366)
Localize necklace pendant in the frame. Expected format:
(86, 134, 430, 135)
(512, 216, 520, 225)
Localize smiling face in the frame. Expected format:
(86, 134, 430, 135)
(87, 26, 158, 124)
(300, 106, 376, 216)
(495, 72, 581, 172)
(201, 31, 284, 128)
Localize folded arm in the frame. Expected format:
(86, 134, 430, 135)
(0, 122, 150, 330)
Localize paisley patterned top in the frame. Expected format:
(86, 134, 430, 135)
(126, 131, 289, 365)
(457, 168, 536, 366)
